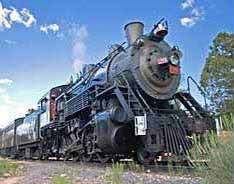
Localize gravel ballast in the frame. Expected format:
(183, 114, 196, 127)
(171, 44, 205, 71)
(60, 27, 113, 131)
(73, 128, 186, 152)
(0, 160, 203, 184)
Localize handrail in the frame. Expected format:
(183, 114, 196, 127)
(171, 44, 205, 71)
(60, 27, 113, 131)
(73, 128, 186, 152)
(187, 76, 208, 111)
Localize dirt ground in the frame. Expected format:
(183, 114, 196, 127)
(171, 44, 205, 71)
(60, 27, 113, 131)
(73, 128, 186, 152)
(0, 160, 202, 184)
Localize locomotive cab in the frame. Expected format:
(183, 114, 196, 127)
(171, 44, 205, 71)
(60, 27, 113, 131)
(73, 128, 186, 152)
(38, 85, 69, 128)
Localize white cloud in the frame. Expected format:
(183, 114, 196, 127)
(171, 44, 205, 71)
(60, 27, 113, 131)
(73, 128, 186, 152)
(191, 7, 204, 17)
(20, 8, 36, 28)
(1, 2, 61, 36)
(180, 17, 196, 27)
(0, 2, 36, 30)
(0, 93, 14, 105)
(4, 39, 16, 45)
(181, 0, 195, 9)
(0, 2, 11, 29)
(70, 25, 88, 73)
(180, 0, 204, 28)
(0, 88, 6, 93)
(0, 83, 34, 128)
(0, 2, 62, 36)
(40, 24, 60, 34)
(0, 96, 29, 128)
(0, 78, 13, 85)
(9, 7, 22, 24)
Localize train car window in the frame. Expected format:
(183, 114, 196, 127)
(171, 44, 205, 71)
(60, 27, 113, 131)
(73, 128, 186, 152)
(41, 98, 49, 111)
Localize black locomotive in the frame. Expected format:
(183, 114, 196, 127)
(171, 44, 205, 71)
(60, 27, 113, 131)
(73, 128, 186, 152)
(0, 19, 215, 164)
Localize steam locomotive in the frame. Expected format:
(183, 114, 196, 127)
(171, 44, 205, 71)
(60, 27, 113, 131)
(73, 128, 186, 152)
(0, 19, 214, 164)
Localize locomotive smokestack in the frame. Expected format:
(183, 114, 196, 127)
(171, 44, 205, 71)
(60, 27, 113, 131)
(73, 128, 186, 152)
(124, 22, 144, 46)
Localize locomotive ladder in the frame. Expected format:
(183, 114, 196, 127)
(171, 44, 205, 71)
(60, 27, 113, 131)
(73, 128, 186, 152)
(120, 73, 154, 116)
(175, 76, 209, 118)
(176, 92, 208, 118)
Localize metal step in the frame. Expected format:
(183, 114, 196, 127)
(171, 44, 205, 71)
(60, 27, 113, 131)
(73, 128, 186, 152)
(175, 92, 207, 118)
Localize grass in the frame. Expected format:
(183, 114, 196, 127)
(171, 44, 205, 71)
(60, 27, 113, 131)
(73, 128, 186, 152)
(126, 161, 143, 172)
(105, 162, 124, 184)
(52, 176, 71, 184)
(188, 113, 234, 184)
(0, 159, 19, 177)
(202, 113, 234, 184)
(203, 133, 234, 184)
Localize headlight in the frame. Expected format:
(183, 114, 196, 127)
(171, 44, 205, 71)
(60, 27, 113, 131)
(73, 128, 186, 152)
(170, 47, 182, 65)
(170, 54, 180, 65)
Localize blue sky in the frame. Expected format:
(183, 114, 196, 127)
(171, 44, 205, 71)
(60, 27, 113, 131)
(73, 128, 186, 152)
(0, 0, 233, 127)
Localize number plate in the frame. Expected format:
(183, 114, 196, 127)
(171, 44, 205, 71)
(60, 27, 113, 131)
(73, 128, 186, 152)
(157, 57, 168, 65)
(135, 114, 147, 136)
(169, 65, 180, 74)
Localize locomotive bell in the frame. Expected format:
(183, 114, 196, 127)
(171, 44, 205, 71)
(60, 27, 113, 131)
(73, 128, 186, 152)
(153, 22, 168, 38)
(150, 19, 168, 40)
(124, 22, 144, 46)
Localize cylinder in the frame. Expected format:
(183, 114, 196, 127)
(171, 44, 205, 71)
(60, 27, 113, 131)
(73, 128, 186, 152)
(124, 22, 144, 46)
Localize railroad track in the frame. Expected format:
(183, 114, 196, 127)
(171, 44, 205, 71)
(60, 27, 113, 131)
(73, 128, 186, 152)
(12, 156, 209, 174)
(66, 158, 209, 173)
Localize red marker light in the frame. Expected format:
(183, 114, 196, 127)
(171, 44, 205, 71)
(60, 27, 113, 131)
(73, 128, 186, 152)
(169, 65, 180, 74)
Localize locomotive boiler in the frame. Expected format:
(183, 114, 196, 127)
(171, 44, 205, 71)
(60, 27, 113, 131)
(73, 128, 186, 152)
(0, 19, 215, 164)
(108, 21, 181, 100)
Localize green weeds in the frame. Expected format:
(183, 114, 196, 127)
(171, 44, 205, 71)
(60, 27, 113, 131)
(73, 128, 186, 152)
(188, 113, 234, 183)
(0, 159, 19, 177)
(52, 176, 71, 184)
(105, 162, 124, 184)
